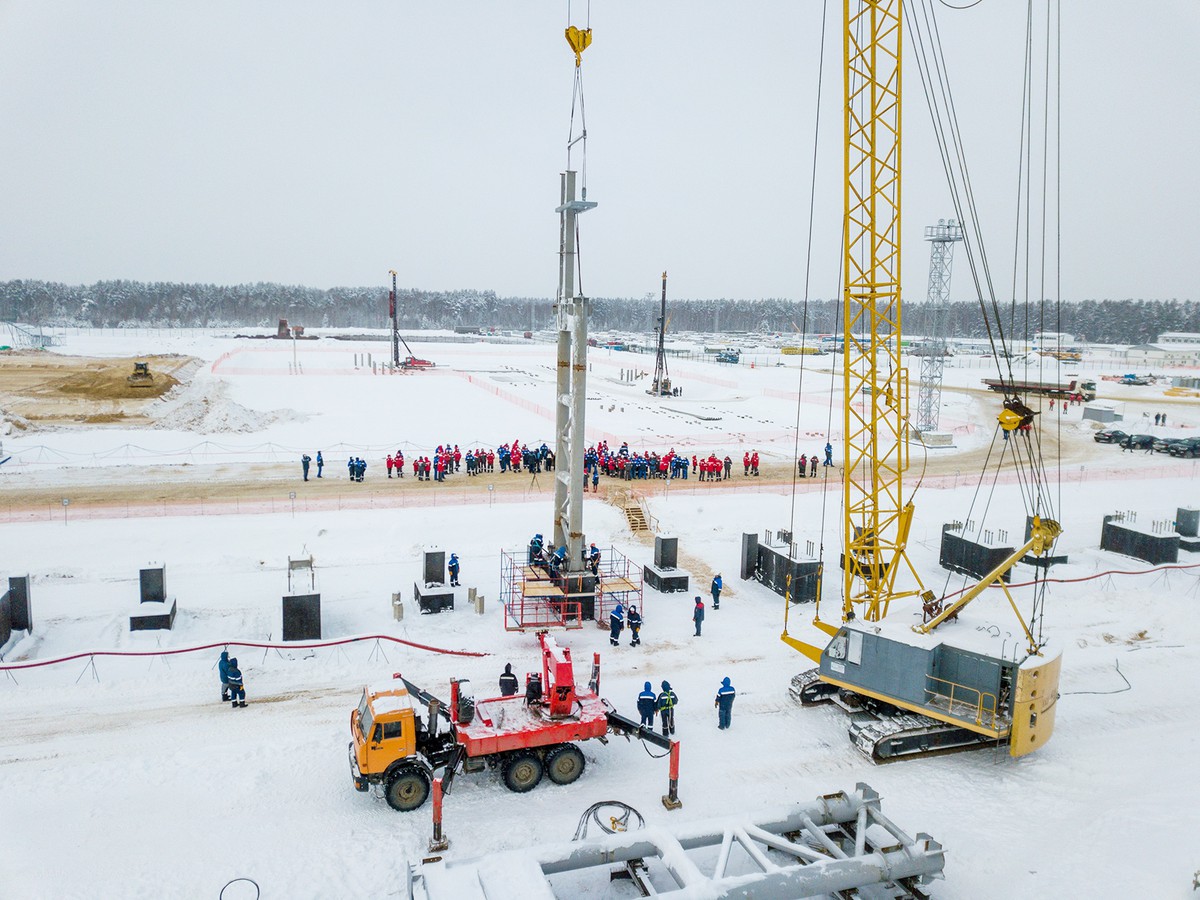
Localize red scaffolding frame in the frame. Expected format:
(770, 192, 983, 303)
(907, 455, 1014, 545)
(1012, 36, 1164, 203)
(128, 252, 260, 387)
(500, 546, 643, 633)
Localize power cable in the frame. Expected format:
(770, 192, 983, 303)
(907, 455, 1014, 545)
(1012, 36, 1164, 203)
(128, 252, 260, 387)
(1061, 658, 1131, 696)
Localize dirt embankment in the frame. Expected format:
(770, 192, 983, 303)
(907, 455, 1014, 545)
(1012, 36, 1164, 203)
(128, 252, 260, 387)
(0, 352, 195, 428)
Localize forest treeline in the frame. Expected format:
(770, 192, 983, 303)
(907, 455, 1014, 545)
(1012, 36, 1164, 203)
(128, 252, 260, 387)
(0, 279, 1194, 345)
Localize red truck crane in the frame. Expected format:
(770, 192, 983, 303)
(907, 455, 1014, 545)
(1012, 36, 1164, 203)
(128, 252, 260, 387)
(349, 632, 681, 812)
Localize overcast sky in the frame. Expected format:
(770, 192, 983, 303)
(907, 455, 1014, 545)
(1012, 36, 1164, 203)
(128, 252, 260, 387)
(0, 1, 1196, 303)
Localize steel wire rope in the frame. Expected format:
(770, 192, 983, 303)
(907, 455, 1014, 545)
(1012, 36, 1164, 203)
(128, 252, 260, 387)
(786, 0, 832, 578)
(909, 1, 1059, 518)
(1053, 0, 1063, 526)
(906, 1, 1060, 645)
(906, 0, 1006, 374)
(565, 0, 591, 189)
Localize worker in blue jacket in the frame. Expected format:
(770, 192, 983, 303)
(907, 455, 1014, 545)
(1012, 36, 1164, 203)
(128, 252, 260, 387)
(693, 596, 705, 636)
(218, 649, 231, 703)
(609, 601, 624, 647)
(226, 658, 246, 708)
(711, 573, 723, 610)
(626, 603, 642, 647)
(714, 676, 736, 729)
(637, 681, 657, 727)
(448, 553, 460, 587)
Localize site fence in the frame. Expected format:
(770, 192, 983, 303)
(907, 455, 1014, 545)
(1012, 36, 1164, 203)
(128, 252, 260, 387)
(1, 459, 1194, 526)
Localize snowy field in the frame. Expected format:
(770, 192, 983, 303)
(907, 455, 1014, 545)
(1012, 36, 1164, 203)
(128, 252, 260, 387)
(2, 330, 1200, 899)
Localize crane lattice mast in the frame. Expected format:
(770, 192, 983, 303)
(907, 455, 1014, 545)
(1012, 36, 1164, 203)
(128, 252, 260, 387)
(840, 0, 925, 622)
(914, 220, 963, 434)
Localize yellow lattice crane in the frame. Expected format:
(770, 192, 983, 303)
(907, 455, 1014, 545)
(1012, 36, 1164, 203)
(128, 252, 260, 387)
(781, 0, 1062, 762)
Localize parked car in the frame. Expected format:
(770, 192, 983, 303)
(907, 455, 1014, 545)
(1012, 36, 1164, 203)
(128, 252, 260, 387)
(1153, 437, 1186, 453)
(1119, 434, 1154, 451)
(1093, 429, 1127, 444)
(1167, 437, 1200, 458)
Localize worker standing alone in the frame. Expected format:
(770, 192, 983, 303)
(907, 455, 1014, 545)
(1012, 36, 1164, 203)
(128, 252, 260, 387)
(692, 596, 705, 636)
(711, 573, 722, 610)
(714, 676, 736, 729)
(448, 553, 460, 587)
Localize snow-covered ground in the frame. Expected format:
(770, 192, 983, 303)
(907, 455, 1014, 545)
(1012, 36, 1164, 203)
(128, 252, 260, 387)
(2, 330, 1199, 899)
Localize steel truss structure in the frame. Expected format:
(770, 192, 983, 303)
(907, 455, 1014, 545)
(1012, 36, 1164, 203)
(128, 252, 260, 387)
(408, 782, 944, 899)
(914, 221, 963, 434)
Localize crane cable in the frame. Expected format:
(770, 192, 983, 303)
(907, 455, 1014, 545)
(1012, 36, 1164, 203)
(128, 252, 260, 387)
(565, 0, 592, 193)
(782, 0, 837, 632)
(906, 0, 1061, 648)
(786, 0, 831, 559)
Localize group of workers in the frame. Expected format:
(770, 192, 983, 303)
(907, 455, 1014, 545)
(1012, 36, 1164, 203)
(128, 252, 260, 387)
(497, 666, 735, 733)
(527, 533, 602, 578)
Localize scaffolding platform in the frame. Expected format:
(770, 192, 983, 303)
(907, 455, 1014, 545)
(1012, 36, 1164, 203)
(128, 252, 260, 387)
(501, 547, 643, 632)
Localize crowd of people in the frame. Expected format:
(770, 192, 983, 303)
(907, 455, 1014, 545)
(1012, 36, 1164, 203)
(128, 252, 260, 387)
(299, 438, 841, 486)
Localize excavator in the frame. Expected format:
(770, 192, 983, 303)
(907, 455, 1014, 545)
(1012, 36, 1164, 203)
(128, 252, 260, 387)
(781, 0, 1062, 761)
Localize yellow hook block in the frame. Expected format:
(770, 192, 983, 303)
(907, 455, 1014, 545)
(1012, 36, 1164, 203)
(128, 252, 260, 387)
(997, 406, 1024, 432)
(565, 25, 592, 67)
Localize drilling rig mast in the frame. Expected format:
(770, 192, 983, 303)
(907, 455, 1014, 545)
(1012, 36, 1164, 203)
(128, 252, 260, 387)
(649, 271, 671, 397)
(914, 220, 963, 435)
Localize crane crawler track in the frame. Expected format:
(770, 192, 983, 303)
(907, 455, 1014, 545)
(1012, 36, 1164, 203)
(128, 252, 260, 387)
(790, 670, 1007, 762)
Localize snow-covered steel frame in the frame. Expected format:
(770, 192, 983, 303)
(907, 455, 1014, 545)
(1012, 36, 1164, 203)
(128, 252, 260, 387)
(408, 782, 944, 899)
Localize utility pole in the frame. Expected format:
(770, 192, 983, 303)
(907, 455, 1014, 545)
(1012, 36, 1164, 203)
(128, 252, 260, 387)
(388, 269, 400, 368)
(915, 220, 963, 434)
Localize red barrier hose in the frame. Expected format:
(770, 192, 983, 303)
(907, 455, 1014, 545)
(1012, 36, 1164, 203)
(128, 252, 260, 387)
(0, 633, 489, 672)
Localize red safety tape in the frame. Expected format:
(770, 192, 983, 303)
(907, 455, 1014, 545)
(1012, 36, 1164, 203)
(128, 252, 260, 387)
(0, 633, 489, 671)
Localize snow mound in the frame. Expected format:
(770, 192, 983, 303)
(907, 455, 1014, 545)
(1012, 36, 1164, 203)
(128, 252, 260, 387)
(153, 379, 304, 434)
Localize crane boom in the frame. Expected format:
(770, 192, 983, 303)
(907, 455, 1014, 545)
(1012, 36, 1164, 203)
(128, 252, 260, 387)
(841, 0, 923, 622)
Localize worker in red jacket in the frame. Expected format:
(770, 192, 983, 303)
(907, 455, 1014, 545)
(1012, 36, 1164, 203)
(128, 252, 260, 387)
(395, 451, 404, 477)
(751, 451, 760, 476)
(743, 451, 751, 476)
(386, 454, 395, 478)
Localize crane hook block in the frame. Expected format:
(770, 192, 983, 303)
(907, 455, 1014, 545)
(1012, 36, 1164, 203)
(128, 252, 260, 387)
(565, 26, 592, 67)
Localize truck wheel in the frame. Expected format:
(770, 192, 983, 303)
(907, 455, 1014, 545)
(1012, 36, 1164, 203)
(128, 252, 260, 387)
(385, 769, 430, 811)
(502, 752, 544, 793)
(545, 744, 586, 785)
